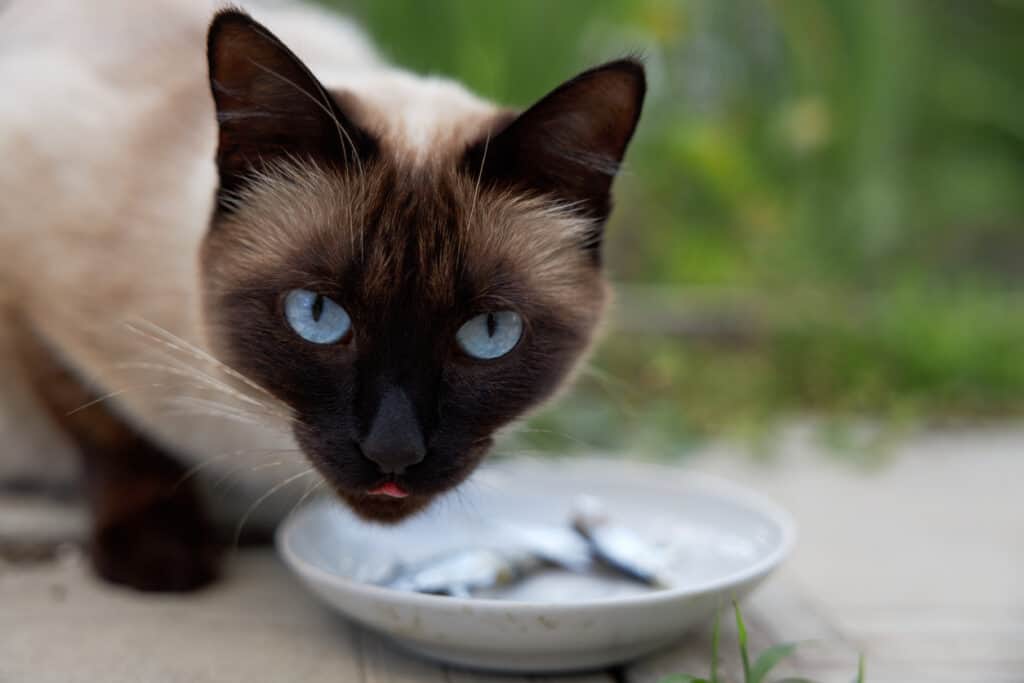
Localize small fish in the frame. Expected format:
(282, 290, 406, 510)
(571, 495, 675, 588)
(496, 522, 595, 574)
(385, 548, 542, 597)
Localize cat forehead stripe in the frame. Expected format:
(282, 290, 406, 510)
(329, 75, 500, 165)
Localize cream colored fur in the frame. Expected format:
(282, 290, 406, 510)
(0, 0, 499, 510)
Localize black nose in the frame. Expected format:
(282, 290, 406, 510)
(360, 388, 426, 474)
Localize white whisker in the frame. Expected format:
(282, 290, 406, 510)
(514, 426, 599, 450)
(233, 468, 317, 548)
(173, 448, 297, 491)
(65, 383, 165, 416)
(467, 132, 491, 235)
(246, 57, 364, 177)
(288, 478, 326, 520)
(123, 317, 275, 400)
(162, 395, 291, 429)
(163, 402, 268, 429)
(117, 360, 280, 417)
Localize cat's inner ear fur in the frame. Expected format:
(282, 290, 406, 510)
(207, 10, 376, 208)
(463, 59, 646, 243)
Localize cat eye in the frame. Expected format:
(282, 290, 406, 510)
(455, 311, 523, 360)
(284, 289, 352, 345)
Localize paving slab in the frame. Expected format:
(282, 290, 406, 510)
(2, 426, 1021, 682)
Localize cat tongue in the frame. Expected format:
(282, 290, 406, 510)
(368, 482, 409, 498)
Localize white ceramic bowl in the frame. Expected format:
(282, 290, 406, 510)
(276, 458, 795, 673)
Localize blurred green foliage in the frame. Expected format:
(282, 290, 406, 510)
(323, 0, 1024, 451)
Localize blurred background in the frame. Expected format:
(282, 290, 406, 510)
(323, 0, 1024, 459)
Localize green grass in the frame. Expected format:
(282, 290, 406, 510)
(658, 602, 864, 683)
(503, 285, 1024, 457)
(319, 0, 1024, 442)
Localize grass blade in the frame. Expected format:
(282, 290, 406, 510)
(660, 602, 862, 683)
(749, 642, 798, 682)
(734, 601, 751, 682)
(710, 609, 721, 683)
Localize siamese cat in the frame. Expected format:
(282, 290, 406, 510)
(0, 0, 644, 591)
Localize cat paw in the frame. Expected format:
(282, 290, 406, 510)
(90, 495, 222, 592)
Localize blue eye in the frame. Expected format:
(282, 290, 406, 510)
(284, 289, 352, 345)
(456, 311, 523, 360)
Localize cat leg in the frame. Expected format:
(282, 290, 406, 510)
(14, 327, 222, 591)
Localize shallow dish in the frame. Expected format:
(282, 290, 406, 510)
(276, 458, 795, 673)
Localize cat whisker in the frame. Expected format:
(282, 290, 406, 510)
(64, 376, 294, 432)
(123, 317, 276, 401)
(466, 132, 491, 235)
(161, 399, 288, 432)
(161, 403, 291, 433)
(65, 383, 166, 416)
(120, 319, 309, 427)
(173, 448, 299, 492)
(511, 426, 601, 450)
(578, 362, 630, 391)
(443, 485, 484, 521)
(209, 452, 304, 492)
(163, 408, 264, 429)
(65, 382, 278, 430)
(233, 467, 317, 549)
(245, 58, 364, 177)
(287, 478, 326, 520)
(153, 377, 292, 426)
(207, 399, 291, 428)
(174, 452, 238, 491)
(116, 359, 282, 418)
(577, 364, 640, 418)
(210, 462, 250, 492)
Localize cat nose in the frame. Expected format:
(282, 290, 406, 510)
(360, 388, 426, 474)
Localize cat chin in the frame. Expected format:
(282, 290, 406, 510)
(334, 488, 436, 524)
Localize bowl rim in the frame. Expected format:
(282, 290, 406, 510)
(275, 458, 797, 613)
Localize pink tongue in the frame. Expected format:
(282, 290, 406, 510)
(368, 482, 409, 498)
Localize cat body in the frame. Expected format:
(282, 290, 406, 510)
(0, 0, 643, 589)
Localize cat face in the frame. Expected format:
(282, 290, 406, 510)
(200, 11, 644, 522)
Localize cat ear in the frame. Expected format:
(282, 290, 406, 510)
(465, 59, 645, 227)
(207, 10, 376, 207)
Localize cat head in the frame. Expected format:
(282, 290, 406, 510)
(201, 10, 644, 522)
